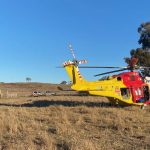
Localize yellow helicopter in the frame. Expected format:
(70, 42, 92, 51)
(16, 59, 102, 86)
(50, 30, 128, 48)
(63, 45, 150, 107)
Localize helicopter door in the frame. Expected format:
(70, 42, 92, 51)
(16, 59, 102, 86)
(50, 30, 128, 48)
(132, 87, 145, 103)
(143, 86, 149, 102)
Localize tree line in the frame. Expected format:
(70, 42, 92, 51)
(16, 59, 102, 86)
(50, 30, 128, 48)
(124, 22, 150, 76)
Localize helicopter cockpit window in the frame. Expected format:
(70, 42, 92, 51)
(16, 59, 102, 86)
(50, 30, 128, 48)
(117, 77, 121, 81)
(121, 88, 130, 99)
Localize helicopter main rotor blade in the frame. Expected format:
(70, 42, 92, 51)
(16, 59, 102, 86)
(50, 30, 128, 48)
(94, 68, 128, 77)
(79, 66, 127, 69)
(139, 66, 150, 69)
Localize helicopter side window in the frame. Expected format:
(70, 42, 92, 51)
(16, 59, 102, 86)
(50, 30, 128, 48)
(121, 88, 130, 99)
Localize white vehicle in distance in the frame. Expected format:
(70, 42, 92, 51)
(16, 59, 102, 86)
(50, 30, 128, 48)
(45, 91, 56, 96)
(32, 91, 56, 97)
(32, 91, 43, 97)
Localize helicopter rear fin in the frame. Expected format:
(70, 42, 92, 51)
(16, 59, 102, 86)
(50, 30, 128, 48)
(63, 61, 87, 89)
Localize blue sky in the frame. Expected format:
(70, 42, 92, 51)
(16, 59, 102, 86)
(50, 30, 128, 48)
(0, 0, 149, 83)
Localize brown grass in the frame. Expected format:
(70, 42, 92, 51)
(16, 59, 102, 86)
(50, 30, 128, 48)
(0, 96, 150, 150)
(0, 83, 149, 150)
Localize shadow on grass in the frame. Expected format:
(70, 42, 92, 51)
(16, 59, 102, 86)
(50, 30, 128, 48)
(0, 100, 118, 108)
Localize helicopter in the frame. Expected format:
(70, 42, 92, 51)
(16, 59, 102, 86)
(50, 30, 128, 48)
(63, 45, 150, 107)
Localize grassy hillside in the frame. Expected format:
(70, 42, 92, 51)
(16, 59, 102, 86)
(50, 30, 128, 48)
(0, 82, 72, 97)
(0, 82, 70, 92)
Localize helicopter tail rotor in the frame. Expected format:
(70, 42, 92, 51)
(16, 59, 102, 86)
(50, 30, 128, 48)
(67, 44, 88, 66)
(68, 44, 76, 60)
(78, 60, 88, 64)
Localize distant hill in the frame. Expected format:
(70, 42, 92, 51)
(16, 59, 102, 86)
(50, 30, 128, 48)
(0, 82, 72, 98)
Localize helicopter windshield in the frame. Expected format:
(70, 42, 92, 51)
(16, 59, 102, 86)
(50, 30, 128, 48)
(99, 76, 110, 80)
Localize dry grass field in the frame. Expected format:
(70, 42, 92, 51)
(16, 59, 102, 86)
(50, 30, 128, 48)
(0, 83, 150, 150)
